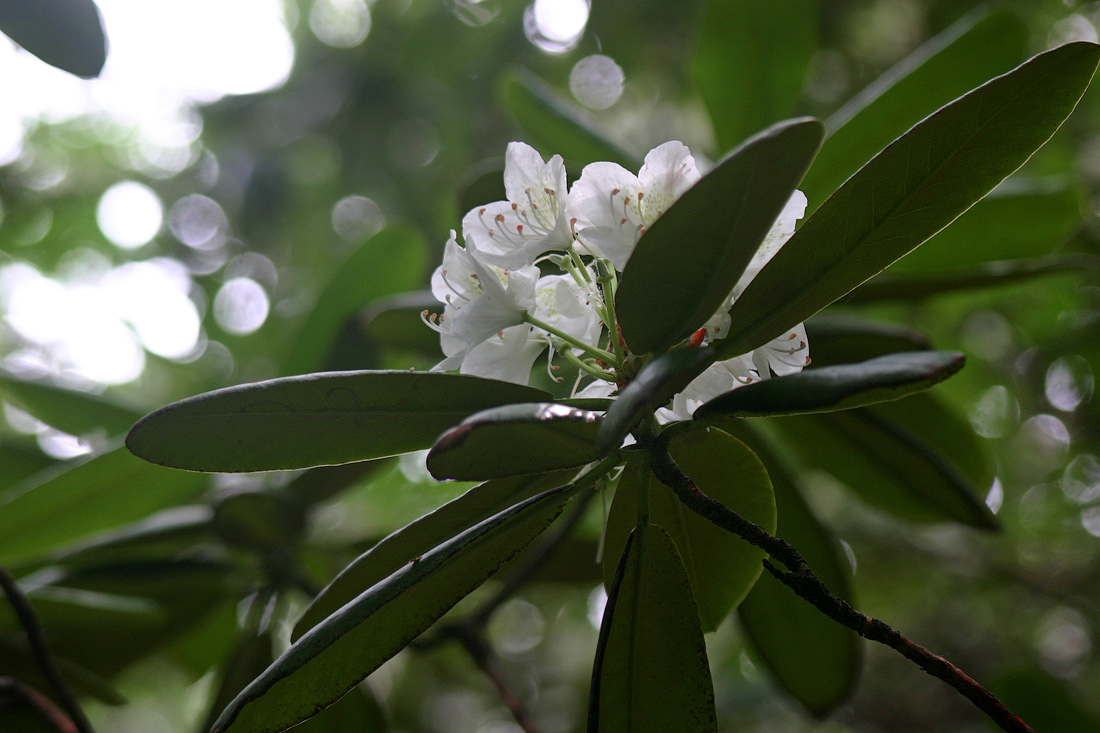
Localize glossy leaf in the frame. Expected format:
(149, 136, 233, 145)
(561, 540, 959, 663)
(0, 370, 146, 437)
(0, 445, 208, 565)
(126, 370, 552, 472)
(616, 118, 825, 356)
(597, 346, 717, 455)
(499, 67, 639, 169)
(48, 505, 214, 569)
(589, 523, 717, 732)
(692, 0, 817, 154)
(0, 0, 107, 78)
(719, 42, 1100, 360)
(770, 403, 996, 529)
(845, 254, 1098, 303)
(281, 225, 429, 376)
(804, 316, 932, 368)
(888, 179, 1083, 273)
(604, 428, 775, 632)
(293, 470, 574, 641)
(725, 423, 861, 717)
(802, 10, 1027, 210)
(427, 403, 600, 480)
(693, 351, 965, 420)
(213, 484, 578, 733)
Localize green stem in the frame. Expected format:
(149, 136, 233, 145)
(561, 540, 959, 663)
(558, 347, 617, 381)
(525, 314, 616, 363)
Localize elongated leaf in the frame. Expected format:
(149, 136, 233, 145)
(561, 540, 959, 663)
(0, 370, 146, 437)
(770, 406, 996, 528)
(213, 489, 306, 551)
(0, 0, 107, 78)
(285, 460, 386, 505)
(0, 440, 56, 492)
(693, 351, 964, 420)
(804, 316, 931, 368)
(802, 10, 1027, 210)
(845, 255, 1098, 303)
(604, 429, 775, 632)
(719, 42, 1100, 360)
(48, 505, 214, 568)
(499, 67, 639, 169)
(427, 403, 600, 480)
(597, 346, 717, 455)
(0, 445, 208, 565)
(213, 485, 578, 733)
(202, 632, 275, 733)
(361, 291, 444, 357)
(281, 225, 429, 376)
(589, 523, 717, 732)
(0, 637, 124, 706)
(889, 179, 1083, 273)
(616, 118, 825, 355)
(724, 422, 860, 717)
(293, 470, 574, 641)
(692, 0, 817, 154)
(126, 370, 552, 472)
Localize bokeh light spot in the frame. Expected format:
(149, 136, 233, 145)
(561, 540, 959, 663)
(332, 195, 385, 243)
(569, 55, 624, 109)
(97, 181, 163, 249)
(214, 278, 270, 335)
(310, 0, 372, 48)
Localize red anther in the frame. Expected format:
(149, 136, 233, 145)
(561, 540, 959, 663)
(512, 202, 518, 210)
(687, 328, 707, 348)
(517, 225, 524, 233)
(479, 207, 487, 215)
(495, 213, 505, 222)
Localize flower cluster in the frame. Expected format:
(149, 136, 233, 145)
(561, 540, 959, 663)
(424, 141, 810, 419)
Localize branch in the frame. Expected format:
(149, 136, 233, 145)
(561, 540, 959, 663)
(0, 678, 78, 733)
(0, 566, 95, 733)
(638, 433, 1034, 733)
(441, 623, 542, 733)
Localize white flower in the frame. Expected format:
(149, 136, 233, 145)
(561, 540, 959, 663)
(428, 232, 539, 357)
(531, 273, 603, 350)
(461, 142, 574, 269)
(568, 141, 701, 271)
(455, 324, 547, 384)
(733, 189, 807, 296)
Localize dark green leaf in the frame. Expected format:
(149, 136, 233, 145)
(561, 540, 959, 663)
(202, 631, 275, 733)
(0, 370, 147, 437)
(285, 460, 387, 505)
(589, 523, 717, 732)
(126, 371, 553, 472)
(212, 489, 306, 551)
(990, 668, 1100, 732)
(725, 423, 861, 717)
(719, 42, 1100, 360)
(802, 10, 1027, 210)
(0, 637, 124, 706)
(499, 67, 639, 169)
(281, 225, 429, 376)
(770, 405, 996, 529)
(0, 0, 107, 78)
(427, 403, 600, 480)
(361, 291, 446, 357)
(0, 445, 208, 565)
(604, 428, 775, 632)
(845, 254, 1099, 303)
(213, 484, 579, 733)
(804, 316, 932, 368)
(597, 347, 717, 454)
(692, 0, 817, 153)
(693, 351, 965, 420)
(48, 505, 214, 568)
(293, 470, 575, 641)
(888, 179, 1083, 273)
(616, 118, 825, 356)
(0, 440, 56, 493)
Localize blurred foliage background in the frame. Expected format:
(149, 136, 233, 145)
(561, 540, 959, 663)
(3, 0, 1100, 731)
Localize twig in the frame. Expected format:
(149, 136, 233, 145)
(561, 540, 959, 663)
(442, 623, 541, 733)
(0, 566, 96, 733)
(638, 432, 1035, 733)
(0, 678, 78, 733)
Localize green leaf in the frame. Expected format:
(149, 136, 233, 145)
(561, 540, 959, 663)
(499, 67, 639, 169)
(361, 291, 445, 357)
(48, 505, 214, 569)
(0, 370, 147, 437)
(693, 351, 965, 420)
(427, 403, 601, 481)
(293, 470, 575, 641)
(769, 402, 996, 529)
(281, 225, 429, 376)
(126, 371, 553, 472)
(616, 118, 825, 356)
(604, 428, 775, 632)
(597, 347, 717, 455)
(888, 179, 1083, 273)
(845, 254, 1099, 303)
(0, 445, 208, 565)
(285, 460, 387, 505)
(801, 10, 1027, 210)
(0, 0, 107, 78)
(589, 523, 717, 732)
(719, 41, 1100, 360)
(692, 0, 817, 154)
(724, 422, 861, 717)
(212, 484, 579, 733)
(991, 668, 1100, 733)
(0, 637, 125, 706)
(804, 316, 932, 368)
(202, 631, 275, 733)
(0, 440, 56, 493)
(212, 489, 306, 551)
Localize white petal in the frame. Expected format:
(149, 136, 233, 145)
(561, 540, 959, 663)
(638, 141, 700, 205)
(460, 325, 545, 384)
(431, 231, 481, 304)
